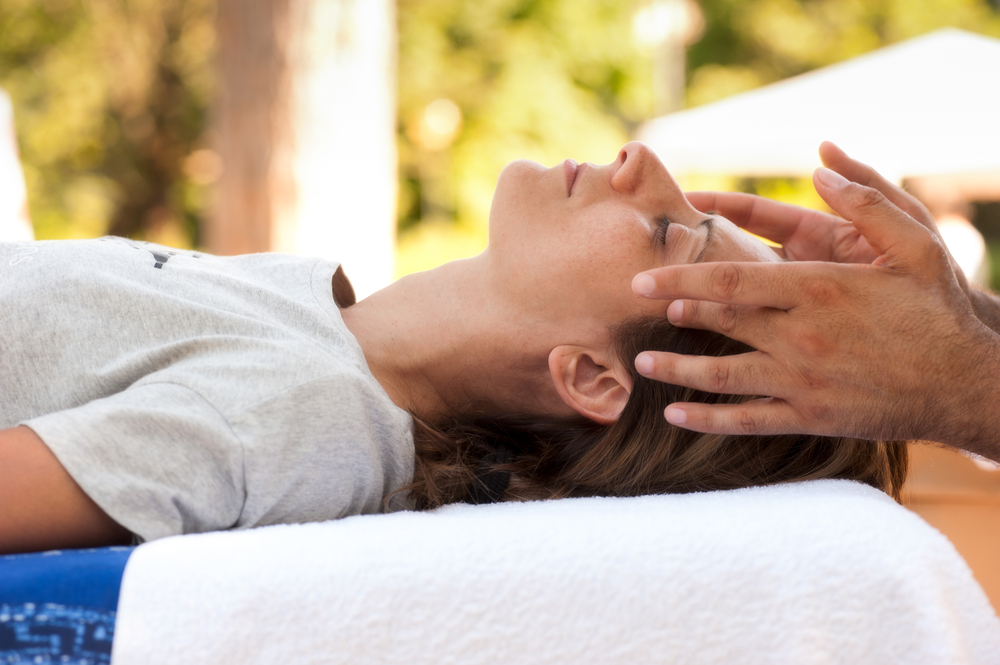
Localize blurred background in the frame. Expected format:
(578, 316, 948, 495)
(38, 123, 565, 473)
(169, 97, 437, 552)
(2, 0, 1000, 608)
(3, 0, 1000, 294)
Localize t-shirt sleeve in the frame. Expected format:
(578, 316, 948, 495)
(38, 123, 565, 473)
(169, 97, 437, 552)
(232, 375, 412, 528)
(23, 382, 245, 543)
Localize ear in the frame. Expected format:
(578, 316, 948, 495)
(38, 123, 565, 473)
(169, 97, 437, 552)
(548, 345, 633, 425)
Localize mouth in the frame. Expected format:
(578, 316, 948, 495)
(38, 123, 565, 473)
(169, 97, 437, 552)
(564, 159, 579, 196)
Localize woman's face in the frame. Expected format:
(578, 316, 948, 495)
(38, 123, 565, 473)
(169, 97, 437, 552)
(485, 141, 781, 334)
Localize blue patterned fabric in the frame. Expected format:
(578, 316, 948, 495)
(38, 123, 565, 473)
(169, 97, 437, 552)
(0, 547, 134, 664)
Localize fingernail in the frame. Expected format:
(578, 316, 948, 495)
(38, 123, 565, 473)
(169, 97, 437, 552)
(632, 273, 655, 296)
(635, 352, 654, 376)
(666, 299, 683, 323)
(665, 406, 686, 425)
(815, 167, 849, 189)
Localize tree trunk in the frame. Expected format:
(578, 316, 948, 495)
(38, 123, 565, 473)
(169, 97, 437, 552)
(210, 0, 397, 298)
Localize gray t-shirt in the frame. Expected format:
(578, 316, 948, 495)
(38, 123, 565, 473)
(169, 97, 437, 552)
(0, 238, 414, 542)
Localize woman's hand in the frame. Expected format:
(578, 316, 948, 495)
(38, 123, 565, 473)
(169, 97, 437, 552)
(633, 163, 1000, 461)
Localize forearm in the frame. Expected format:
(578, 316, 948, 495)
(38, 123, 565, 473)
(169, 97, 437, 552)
(949, 326, 1000, 462)
(0, 426, 132, 554)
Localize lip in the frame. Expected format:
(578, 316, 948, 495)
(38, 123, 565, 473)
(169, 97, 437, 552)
(564, 159, 579, 196)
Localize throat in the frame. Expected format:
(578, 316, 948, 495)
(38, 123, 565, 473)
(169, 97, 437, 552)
(338, 261, 492, 420)
(339, 260, 559, 423)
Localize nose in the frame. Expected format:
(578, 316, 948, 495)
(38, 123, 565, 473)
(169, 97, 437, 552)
(610, 141, 655, 195)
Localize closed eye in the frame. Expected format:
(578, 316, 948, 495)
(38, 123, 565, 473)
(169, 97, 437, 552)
(653, 215, 670, 246)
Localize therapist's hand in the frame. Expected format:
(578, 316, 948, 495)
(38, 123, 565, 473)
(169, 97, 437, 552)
(688, 143, 1000, 334)
(633, 164, 1000, 460)
(684, 189, 877, 265)
(687, 143, 969, 283)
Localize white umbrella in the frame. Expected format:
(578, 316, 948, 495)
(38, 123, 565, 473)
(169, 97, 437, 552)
(637, 28, 1000, 181)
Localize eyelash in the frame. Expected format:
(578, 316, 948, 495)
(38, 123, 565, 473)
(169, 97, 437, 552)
(654, 216, 670, 246)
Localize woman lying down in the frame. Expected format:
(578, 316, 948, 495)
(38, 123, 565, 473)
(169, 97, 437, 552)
(0, 142, 907, 554)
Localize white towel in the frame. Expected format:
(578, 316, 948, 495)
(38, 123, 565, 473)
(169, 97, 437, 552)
(111, 480, 1000, 664)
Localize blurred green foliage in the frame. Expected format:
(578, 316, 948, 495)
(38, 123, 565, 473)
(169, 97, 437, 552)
(2, 0, 999, 275)
(396, 0, 653, 276)
(0, 0, 214, 247)
(396, 0, 1000, 275)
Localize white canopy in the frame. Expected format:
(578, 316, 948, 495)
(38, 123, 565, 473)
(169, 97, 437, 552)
(0, 89, 33, 241)
(637, 28, 1000, 181)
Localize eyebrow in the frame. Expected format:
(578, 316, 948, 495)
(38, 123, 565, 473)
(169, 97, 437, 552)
(694, 218, 715, 264)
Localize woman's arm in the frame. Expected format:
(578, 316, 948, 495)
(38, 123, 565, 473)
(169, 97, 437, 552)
(0, 425, 132, 554)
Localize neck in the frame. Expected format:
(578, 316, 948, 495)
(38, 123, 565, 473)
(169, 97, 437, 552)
(340, 256, 565, 423)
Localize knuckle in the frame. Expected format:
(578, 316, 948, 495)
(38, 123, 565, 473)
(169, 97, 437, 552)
(682, 298, 702, 325)
(794, 327, 835, 357)
(734, 406, 759, 436)
(716, 303, 740, 335)
(851, 185, 886, 211)
(709, 263, 743, 302)
(802, 278, 843, 308)
(707, 358, 731, 392)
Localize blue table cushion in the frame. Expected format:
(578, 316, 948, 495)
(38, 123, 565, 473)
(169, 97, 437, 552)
(0, 547, 134, 664)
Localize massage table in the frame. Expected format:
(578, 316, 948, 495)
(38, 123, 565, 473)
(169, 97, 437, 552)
(0, 547, 129, 662)
(2, 480, 999, 664)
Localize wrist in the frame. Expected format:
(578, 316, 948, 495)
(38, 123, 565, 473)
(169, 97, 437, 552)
(944, 324, 1000, 461)
(967, 288, 1000, 335)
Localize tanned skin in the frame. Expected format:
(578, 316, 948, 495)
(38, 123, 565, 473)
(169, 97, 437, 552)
(0, 426, 132, 554)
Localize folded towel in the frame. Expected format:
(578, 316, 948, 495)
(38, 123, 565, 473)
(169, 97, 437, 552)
(111, 480, 1000, 664)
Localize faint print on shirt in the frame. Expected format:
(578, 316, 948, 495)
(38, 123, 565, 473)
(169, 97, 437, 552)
(98, 236, 202, 269)
(7, 243, 36, 265)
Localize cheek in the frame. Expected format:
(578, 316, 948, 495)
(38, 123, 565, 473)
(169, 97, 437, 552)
(563, 217, 646, 280)
(559, 226, 659, 317)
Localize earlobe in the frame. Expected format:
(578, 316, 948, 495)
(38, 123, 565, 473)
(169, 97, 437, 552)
(548, 346, 633, 425)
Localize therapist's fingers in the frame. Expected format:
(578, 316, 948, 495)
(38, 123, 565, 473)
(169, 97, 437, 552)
(819, 141, 972, 294)
(662, 398, 806, 438)
(686, 191, 826, 244)
(660, 298, 784, 352)
(819, 142, 935, 229)
(686, 191, 876, 264)
(635, 350, 778, 398)
(633, 260, 822, 310)
(811, 167, 932, 264)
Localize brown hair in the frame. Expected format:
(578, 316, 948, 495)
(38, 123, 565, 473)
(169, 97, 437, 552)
(403, 317, 908, 508)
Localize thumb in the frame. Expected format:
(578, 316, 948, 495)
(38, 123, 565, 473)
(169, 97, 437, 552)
(812, 166, 931, 264)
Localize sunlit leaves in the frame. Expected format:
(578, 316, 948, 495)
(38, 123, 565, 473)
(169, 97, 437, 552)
(0, 0, 215, 244)
(396, 0, 652, 275)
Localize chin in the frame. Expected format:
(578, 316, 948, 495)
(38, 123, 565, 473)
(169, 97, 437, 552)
(497, 158, 546, 185)
(489, 159, 546, 229)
